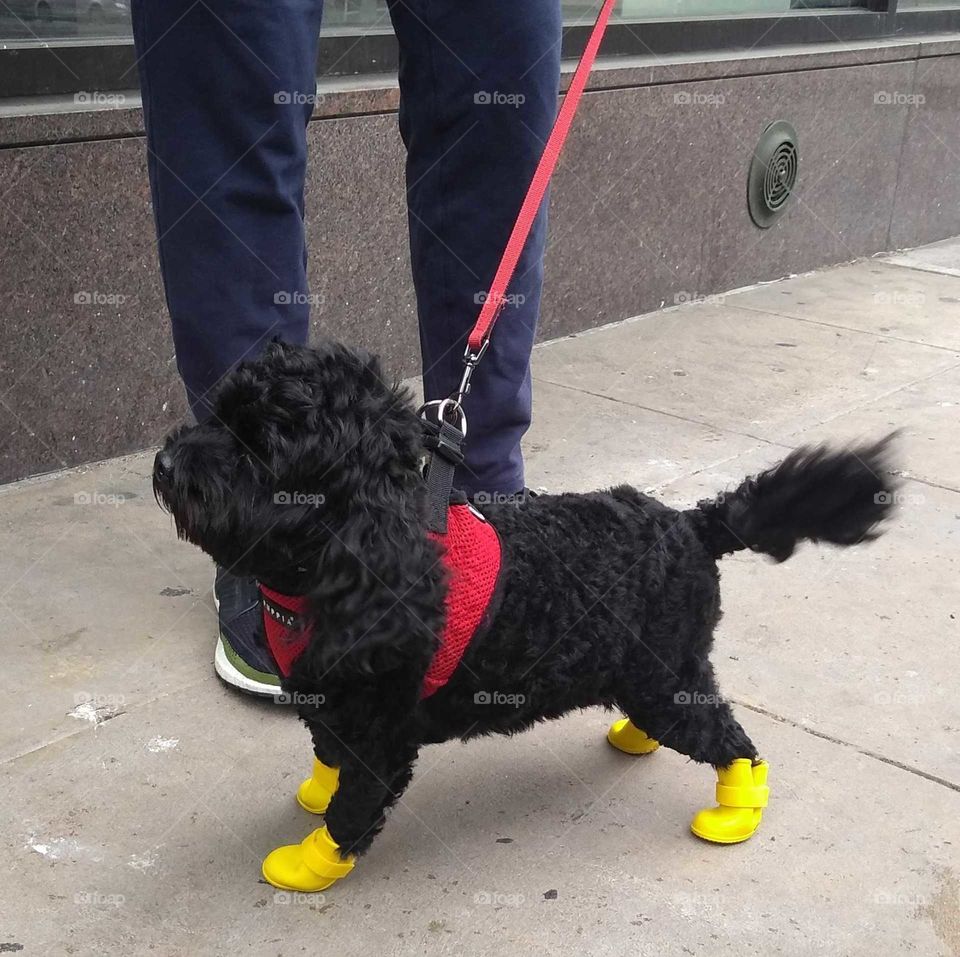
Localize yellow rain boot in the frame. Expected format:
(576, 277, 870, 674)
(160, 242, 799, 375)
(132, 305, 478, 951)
(690, 758, 769, 844)
(607, 717, 660, 755)
(261, 825, 355, 893)
(296, 758, 340, 815)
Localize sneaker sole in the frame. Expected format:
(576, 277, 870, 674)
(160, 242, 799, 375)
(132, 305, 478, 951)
(212, 593, 280, 698)
(214, 636, 280, 697)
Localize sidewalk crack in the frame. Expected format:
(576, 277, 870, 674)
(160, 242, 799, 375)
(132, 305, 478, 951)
(732, 698, 960, 794)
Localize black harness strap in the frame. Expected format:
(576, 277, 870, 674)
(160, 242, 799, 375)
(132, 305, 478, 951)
(421, 414, 464, 534)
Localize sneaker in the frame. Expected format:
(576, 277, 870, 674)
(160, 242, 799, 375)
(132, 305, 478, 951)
(213, 567, 281, 696)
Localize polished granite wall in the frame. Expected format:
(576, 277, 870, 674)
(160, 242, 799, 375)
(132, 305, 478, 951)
(2, 39, 959, 483)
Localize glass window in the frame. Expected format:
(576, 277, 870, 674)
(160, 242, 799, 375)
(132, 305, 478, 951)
(0, 0, 870, 47)
(608, 1, 852, 19)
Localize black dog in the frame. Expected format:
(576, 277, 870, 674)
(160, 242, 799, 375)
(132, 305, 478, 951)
(154, 341, 898, 888)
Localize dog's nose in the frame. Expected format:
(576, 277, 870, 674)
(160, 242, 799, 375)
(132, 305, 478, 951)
(154, 449, 174, 479)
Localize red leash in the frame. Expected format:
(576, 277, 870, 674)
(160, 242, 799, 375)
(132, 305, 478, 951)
(420, 0, 615, 532)
(265, 5, 617, 687)
(465, 0, 617, 359)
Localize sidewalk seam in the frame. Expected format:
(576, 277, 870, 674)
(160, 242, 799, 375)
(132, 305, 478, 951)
(733, 698, 960, 794)
(732, 301, 960, 355)
(877, 258, 960, 282)
(531, 375, 789, 448)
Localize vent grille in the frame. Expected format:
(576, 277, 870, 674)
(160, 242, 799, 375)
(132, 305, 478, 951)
(748, 121, 799, 228)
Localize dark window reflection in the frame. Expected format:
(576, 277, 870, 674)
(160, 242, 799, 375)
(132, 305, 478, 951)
(0, 1, 866, 53)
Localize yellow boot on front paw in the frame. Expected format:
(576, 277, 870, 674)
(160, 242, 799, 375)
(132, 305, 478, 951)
(296, 759, 340, 814)
(691, 758, 769, 845)
(261, 825, 355, 892)
(607, 717, 660, 755)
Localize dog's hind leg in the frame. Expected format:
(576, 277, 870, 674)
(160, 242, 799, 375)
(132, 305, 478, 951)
(611, 664, 769, 845)
(607, 717, 660, 755)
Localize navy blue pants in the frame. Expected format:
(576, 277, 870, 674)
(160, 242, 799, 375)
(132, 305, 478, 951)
(131, 0, 561, 495)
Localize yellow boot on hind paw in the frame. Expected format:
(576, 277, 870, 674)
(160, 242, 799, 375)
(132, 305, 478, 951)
(607, 718, 660, 755)
(691, 759, 769, 845)
(261, 825, 355, 893)
(296, 759, 340, 815)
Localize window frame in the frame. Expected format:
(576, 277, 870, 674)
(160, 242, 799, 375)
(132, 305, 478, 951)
(3, 0, 960, 101)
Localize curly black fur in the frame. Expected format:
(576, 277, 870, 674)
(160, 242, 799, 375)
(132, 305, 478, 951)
(154, 341, 900, 858)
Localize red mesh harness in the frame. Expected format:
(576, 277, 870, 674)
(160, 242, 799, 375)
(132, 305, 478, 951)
(260, 503, 501, 698)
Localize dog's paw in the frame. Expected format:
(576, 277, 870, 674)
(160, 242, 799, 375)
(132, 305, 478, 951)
(606, 718, 660, 755)
(690, 758, 769, 845)
(296, 758, 340, 815)
(261, 826, 355, 892)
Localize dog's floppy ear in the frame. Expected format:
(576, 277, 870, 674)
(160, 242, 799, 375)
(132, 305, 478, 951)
(297, 508, 446, 686)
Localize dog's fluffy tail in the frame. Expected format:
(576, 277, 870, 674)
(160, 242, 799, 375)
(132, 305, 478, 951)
(692, 434, 900, 562)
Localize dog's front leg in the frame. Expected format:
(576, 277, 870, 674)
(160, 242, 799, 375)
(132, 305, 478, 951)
(324, 744, 419, 857)
(261, 728, 418, 893)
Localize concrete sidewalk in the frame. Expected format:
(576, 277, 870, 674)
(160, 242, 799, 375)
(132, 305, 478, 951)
(2, 239, 959, 957)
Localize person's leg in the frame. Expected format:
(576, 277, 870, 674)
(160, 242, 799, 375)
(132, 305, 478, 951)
(131, 0, 323, 420)
(132, 0, 324, 692)
(388, 0, 563, 496)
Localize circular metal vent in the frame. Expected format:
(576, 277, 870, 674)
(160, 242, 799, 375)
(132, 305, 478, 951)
(748, 120, 799, 228)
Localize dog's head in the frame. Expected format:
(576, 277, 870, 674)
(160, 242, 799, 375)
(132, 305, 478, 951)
(153, 341, 425, 591)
